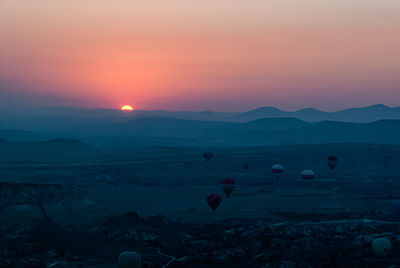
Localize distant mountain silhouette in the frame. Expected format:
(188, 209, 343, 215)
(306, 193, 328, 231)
(2, 104, 400, 137)
(127, 104, 400, 123)
(2, 104, 400, 146)
(229, 104, 400, 122)
(1, 116, 400, 146)
(329, 104, 400, 122)
(3, 104, 398, 125)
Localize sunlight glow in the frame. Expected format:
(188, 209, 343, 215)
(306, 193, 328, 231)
(121, 105, 134, 111)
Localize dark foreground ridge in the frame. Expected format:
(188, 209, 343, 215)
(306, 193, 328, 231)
(2, 211, 400, 267)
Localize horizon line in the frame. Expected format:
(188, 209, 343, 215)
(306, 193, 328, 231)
(14, 103, 397, 114)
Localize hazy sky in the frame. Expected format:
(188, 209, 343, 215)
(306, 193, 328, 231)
(1, 0, 399, 111)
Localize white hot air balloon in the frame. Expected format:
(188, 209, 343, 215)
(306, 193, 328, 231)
(302, 170, 315, 181)
(302, 170, 315, 192)
(372, 238, 391, 257)
(118, 251, 142, 268)
(272, 164, 284, 179)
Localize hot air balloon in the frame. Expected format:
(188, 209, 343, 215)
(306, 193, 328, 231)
(302, 170, 315, 194)
(372, 237, 392, 257)
(118, 251, 142, 268)
(272, 164, 284, 179)
(327, 156, 339, 171)
(221, 178, 235, 197)
(242, 162, 250, 171)
(203, 152, 213, 162)
(302, 170, 315, 181)
(206, 193, 222, 212)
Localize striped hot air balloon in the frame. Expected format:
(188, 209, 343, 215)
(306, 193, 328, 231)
(272, 164, 284, 179)
(206, 193, 222, 212)
(221, 178, 235, 197)
(118, 251, 142, 268)
(302, 170, 315, 181)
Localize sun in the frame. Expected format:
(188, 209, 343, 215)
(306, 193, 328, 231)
(121, 105, 134, 111)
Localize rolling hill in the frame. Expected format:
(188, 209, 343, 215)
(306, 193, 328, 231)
(2, 105, 400, 133)
(2, 104, 400, 147)
(75, 117, 400, 146)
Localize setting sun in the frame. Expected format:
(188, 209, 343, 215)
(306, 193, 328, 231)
(121, 105, 134, 111)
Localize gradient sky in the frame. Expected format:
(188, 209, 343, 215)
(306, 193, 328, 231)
(1, 0, 400, 111)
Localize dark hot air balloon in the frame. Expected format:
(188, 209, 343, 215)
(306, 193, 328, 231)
(327, 156, 339, 171)
(242, 162, 250, 171)
(206, 193, 222, 212)
(203, 152, 213, 162)
(221, 178, 235, 197)
(118, 251, 142, 268)
(372, 238, 392, 257)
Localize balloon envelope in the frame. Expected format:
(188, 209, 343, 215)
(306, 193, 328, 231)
(302, 170, 315, 180)
(221, 178, 235, 197)
(242, 162, 250, 171)
(372, 238, 391, 257)
(327, 156, 339, 171)
(272, 164, 284, 174)
(207, 193, 222, 211)
(118, 251, 142, 268)
(203, 152, 213, 162)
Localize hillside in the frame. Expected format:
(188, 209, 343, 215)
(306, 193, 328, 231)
(0, 138, 93, 164)
(2, 105, 400, 133)
(75, 117, 400, 147)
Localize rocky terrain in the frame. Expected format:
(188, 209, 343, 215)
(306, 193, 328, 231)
(0, 144, 399, 267)
(1, 210, 400, 267)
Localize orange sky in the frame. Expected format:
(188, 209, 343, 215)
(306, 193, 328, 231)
(1, 0, 400, 111)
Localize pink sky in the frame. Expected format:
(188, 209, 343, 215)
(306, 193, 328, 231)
(1, 0, 400, 111)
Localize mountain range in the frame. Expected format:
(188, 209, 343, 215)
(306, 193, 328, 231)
(1, 104, 400, 147)
(135, 104, 400, 123)
(5, 104, 400, 124)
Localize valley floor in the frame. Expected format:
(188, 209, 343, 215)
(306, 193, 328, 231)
(0, 144, 399, 267)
